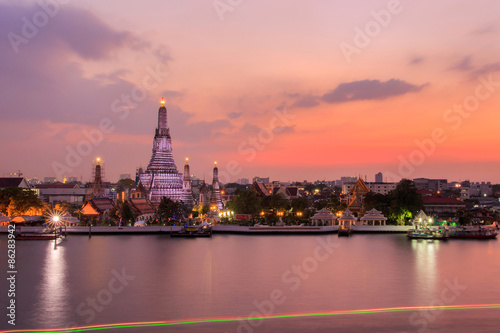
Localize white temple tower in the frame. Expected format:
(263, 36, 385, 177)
(181, 158, 194, 207)
(210, 162, 223, 210)
(139, 98, 193, 205)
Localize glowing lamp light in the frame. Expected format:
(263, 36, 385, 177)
(160, 97, 166, 105)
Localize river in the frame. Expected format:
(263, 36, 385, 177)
(1, 233, 499, 332)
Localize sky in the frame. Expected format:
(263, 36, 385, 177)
(1, 0, 500, 184)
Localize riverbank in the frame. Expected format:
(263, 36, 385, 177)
(0, 225, 410, 235)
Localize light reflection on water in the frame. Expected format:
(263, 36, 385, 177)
(34, 240, 70, 328)
(411, 239, 439, 300)
(4, 234, 500, 332)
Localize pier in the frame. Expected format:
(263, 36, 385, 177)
(0, 225, 409, 235)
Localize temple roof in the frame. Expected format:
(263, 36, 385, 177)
(422, 195, 465, 205)
(80, 198, 115, 216)
(361, 208, 387, 221)
(312, 208, 337, 220)
(349, 177, 370, 195)
(129, 198, 155, 216)
(251, 182, 271, 197)
(412, 210, 429, 225)
(338, 208, 357, 222)
(0, 177, 30, 189)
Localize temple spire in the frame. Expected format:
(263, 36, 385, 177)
(181, 157, 194, 207)
(210, 161, 223, 210)
(157, 97, 168, 136)
(139, 98, 192, 205)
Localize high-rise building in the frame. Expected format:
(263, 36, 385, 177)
(139, 98, 193, 205)
(43, 177, 57, 184)
(375, 172, 383, 183)
(237, 178, 249, 185)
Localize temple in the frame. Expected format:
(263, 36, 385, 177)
(181, 158, 194, 206)
(139, 98, 193, 206)
(209, 162, 223, 210)
(346, 177, 370, 216)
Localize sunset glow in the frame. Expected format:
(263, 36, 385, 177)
(1, 1, 499, 182)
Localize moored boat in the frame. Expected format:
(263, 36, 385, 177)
(15, 227, 64, 240)
(407, 227, 448, 240)
(170, 224, 212, 238)
(338, 227, 353, 237)
(448, 225, 498, 239)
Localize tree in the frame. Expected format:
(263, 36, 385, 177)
(263, 193, 288, 211)
(290, 197, 310, 212)
(117, 178, 136, 189)
(363, 192, 391, 217)
(55, 202, 76, 214)
(0, 187, 44, 216)
(313, 199, 329, 211)
(328, 194, 346, 213)
(389, 179, 424, 225)
(456, 208, 473, 225)
(157, 197, 189, 223)
(201, 204, 210, 216)
(117, 201, 135, 223)
(226, 190, 262, 215)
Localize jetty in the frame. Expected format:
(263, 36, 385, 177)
(0, 225, 410, 235)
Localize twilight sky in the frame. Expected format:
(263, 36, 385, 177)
(1, 0, 500, 183)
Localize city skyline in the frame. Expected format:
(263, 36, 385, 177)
(1, 1, 500, 183)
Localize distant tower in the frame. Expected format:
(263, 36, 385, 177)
(210, 162, 223, 210)
(375, 172, 383, 183)
(181, 158, 194, 207)
(198, 181, 210, 206)
(91, 157, 104, 198)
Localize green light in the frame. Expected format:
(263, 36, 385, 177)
(7, 305, 500, 333)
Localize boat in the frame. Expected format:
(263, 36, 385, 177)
(338, 227, 353, 237)
(170, 224, 212, 238)
(407, 227, 448, 240)
(448, 225, 498, 239)
(15, 227, 65, 240)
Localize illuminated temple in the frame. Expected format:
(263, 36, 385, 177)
(139, 98, 193, 206)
